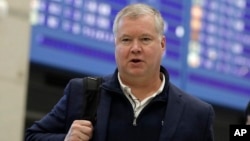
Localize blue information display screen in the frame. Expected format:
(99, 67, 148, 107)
(29, 0, 250, 110)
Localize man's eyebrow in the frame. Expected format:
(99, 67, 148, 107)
(141, 33, 153, 36)
(119, 34, 131, 38)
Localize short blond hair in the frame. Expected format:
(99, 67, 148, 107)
(113, 3, 165, 36)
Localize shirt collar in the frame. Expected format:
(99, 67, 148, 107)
(117, 72, 165, 98)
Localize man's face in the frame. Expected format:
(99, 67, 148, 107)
(114, 15, 166, 78)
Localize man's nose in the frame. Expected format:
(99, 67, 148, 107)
(131, 40, 141, 53)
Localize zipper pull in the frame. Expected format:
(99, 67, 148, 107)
(133, 117, 137, 126)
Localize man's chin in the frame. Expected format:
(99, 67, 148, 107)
(128, 70, 145, 76)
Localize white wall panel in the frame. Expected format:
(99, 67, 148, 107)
(0, 0, 30, 140)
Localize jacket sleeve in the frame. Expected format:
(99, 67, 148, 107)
(204, 105, 215, 141)
(25, 78, 83, 141)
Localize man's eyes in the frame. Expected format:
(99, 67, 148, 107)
(121, 38, 131, 42)
(119, 37, 152, 44)
(141, 37, 151, 41)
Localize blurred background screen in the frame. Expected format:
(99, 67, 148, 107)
(29, 0, 250, 110)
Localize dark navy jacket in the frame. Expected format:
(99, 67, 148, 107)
(25, 67, 214, 141)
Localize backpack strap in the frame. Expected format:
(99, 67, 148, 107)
(81, 76, 103, 124)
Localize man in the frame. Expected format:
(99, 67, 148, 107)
(25, 3, 215, 141)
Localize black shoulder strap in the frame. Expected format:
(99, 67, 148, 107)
(81, 76, 103, 124)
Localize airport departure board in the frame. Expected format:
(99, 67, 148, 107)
(29, 0, 250, 110)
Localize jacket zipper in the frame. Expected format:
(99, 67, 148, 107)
(102, 86, 137, 126)
(102, 86, 166, 127)
(133, 117, 137, 126)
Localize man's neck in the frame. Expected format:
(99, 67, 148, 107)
(118, 73, 164, 101)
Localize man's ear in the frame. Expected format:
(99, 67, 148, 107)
(161, 36, 166, 50)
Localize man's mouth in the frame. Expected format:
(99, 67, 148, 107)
(131, 59, 142, 63)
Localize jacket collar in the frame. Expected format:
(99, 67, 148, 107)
(102, 66, 170, 95)
(159, 83, 185, 141)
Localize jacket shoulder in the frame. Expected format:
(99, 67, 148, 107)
(169, 83, 213, 110)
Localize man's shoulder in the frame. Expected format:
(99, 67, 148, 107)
(169, 83, 212, 109)
(69, 78, 84, 83)
(68, 75, 112, 86)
